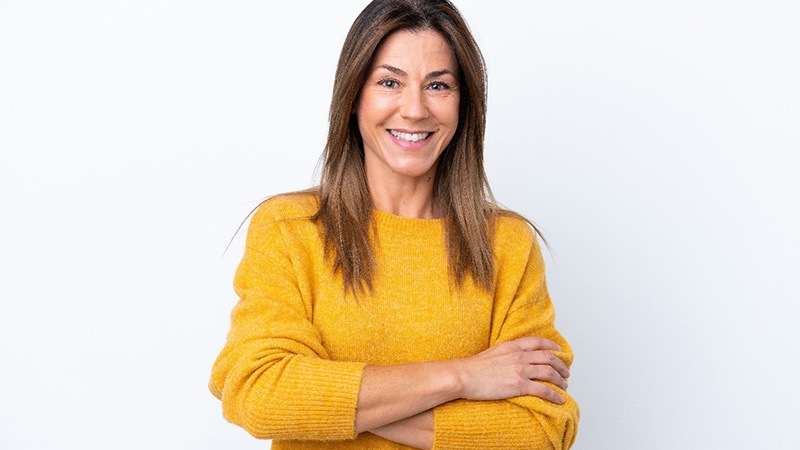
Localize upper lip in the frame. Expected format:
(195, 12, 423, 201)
(389, 128, 433, 134)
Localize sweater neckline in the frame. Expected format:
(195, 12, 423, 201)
(372, 208, 444, 234)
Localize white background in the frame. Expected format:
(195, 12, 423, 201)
(1, 1, 798, 449)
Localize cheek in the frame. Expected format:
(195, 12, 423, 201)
(355, 100, 376, 136)
(441, 103, 460, 137)
(357, 103, 382, 134)
(439, 95, 460, 128)
(452, 95, 461, 125)
(441, 106, 460, 148)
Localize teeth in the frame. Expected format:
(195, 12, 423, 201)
(390, 130, 430, 142)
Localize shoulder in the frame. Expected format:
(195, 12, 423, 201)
(494, 211, 537, 246)
(492, 210, 545, 263)
(491, 211, 549, 287)
(243, 191, 321, 249)
(250, 190, 320, 226)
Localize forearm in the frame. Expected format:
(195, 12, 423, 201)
(213, 351, 366, 440)
(433, 394, 579, 450)
(368, 394, 578, 450)
(354, 360, 461, 432)
(355, 336, 569, 433)
(369, 410, 434, 449)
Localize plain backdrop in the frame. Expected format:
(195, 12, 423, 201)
(1, 1, 798, 449)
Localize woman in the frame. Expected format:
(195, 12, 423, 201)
(209, 1, 579, 449)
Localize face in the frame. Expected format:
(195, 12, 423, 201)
(356, 29, 460, 187)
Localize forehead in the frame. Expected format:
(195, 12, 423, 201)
(370, 29, 457, 72)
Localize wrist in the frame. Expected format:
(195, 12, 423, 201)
(440, 358, 467, 400)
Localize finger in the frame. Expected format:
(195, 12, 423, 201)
(524, 364, 568, 390)
(519, 350, 570, 379)
(511, 336, 562, 352)
(527, 381, 566, 405)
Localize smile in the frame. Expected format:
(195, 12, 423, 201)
(389, 130, 431, 143)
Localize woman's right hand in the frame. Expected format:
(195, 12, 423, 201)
(454, 336, 570, 404)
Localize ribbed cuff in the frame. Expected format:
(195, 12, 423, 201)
(432, 399, 539, 449)
(245, 356, 366, 441)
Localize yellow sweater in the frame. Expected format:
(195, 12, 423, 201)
(209, 193, 579, 449)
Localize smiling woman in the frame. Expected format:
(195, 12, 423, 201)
(359, 30, 461, 219)
(208, 1, 579, 449)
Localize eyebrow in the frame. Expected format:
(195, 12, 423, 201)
(375, 64, 455, 79)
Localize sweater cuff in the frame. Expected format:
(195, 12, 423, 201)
(246, 356, 365, 440)
(432, 396, 579, 450)
(432, 399, 538, 450)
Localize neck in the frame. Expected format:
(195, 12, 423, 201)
(368, 176, 440, 219)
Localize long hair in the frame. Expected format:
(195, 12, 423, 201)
(315, 0, 513, 294)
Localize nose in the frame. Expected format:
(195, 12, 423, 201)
(399, 88, 430, 121)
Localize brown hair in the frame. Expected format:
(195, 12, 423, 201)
(315, 0, 527, 294)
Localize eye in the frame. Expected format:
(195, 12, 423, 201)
(378, 78, 399, 89)
(429, 81, 451, 91)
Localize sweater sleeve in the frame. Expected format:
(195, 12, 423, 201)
(208, 203, 365, 441)
(432, 223, 580, 450)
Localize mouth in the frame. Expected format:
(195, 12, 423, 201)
(388, 129, 432, 143)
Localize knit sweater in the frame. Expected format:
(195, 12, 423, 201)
(209, 193, 579, 449)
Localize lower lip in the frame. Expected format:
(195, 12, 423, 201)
(387, 130, 431, 150)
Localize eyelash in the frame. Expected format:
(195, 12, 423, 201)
(429, 81, 450, 91)
(376, 78, 452, 91)
(378, 78, 399, 89)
